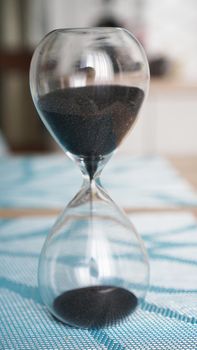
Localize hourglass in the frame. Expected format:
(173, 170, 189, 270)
(30, 27, 150, 328)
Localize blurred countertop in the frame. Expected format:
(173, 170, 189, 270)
(150, 78, 197, 93)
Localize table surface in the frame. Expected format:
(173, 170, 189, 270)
(0, 156, 196, 218)
(169, 156, 197, 216)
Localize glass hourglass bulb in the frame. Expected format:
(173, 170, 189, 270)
(30, 27, 150, 328)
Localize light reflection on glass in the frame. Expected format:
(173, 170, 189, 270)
(69, 49, 114, 87)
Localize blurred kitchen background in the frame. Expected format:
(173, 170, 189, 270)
(0, 0, 197, 156)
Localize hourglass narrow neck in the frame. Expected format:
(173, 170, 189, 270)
(71, 153, 113, 182)
(82, 175, 102, 193)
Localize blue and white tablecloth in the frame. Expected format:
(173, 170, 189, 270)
(0, 155, 197, 209)
(0, 213, 197, 349)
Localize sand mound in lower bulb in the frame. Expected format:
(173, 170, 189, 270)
(53, 285, 138, 328)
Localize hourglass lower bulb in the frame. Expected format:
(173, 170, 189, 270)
(30, 27, 150, 328)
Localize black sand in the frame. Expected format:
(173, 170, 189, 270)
(38, 85, 144, 177)
(53, 285, 138, 328)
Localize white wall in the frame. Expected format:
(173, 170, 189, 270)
(119, 83, 197, 155)
(145, 0, 197, 81)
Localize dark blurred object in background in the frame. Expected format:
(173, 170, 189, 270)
(149, 56, 172, 78)
(95, 0, 123, 28)
(96, 17, 122, 27)
(0, 0, 47, 153)
(0, 0, 45, 152)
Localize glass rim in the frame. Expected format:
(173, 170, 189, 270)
(48, 27, 126, 35)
